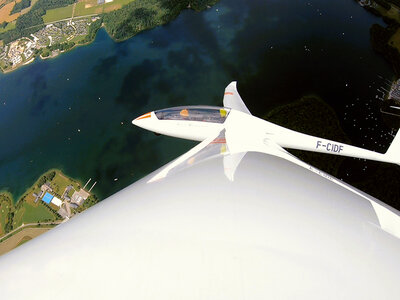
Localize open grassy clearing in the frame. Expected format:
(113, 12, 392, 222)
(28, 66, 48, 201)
(42, 4, 74, 23)
(13, 201, 56, 228)
(51, 172, 74, 195)
(75, 0, 136, 17)
(75, 1, 102, 16)
(0, 20, 15, 33)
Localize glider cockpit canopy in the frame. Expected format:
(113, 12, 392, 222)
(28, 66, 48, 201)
(155, 106, 231, 124)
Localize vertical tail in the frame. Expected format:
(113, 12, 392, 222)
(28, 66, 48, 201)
(385, 129, 400, 166)
(223, 82, 252, 115)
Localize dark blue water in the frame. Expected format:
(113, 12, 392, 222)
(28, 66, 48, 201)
(0, 0, 393, 202)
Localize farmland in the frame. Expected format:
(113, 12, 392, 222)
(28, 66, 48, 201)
(0, 1, 21, 23)
(42, 4, 74, 23)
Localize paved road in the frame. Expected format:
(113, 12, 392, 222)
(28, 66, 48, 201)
(0, 221, 63, 242)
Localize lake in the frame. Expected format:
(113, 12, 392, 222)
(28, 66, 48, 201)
(0, 0, 394, 202)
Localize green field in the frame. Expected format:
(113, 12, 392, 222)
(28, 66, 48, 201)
(51, 171, 80, 195)
(75, 0, 137, 17)
(0, 194, 12, 236)
(13, 201, 57, 228)
(74, 2, 103, 17)
(42, 5, 74, 23)
(0, 21, 15, 33)
(71, 34, 86, 43)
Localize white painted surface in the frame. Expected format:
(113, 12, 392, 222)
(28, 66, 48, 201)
(51, 196, 62, 207)
(0, 153, 399, 299)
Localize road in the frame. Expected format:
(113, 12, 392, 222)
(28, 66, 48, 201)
(0, 220, 63, 242)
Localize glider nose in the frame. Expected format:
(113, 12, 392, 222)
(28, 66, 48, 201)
(132, 112, 152, 126)
(132, 112, 157, 132)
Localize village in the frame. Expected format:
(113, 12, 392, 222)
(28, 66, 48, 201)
(0, 16, 98, 71)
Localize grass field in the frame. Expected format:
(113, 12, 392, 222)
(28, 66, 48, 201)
(13, 201, 56, 228)
(75, 2, 103, 16)
(0, 194, 12, 236)
(0, 227, 51, 255)
(51, 171, 80, 194)
(42, 4, 74, 23)
(75, 0, 136, 16)
(0, 20, 15, 33)
(40, 0, 138, 22)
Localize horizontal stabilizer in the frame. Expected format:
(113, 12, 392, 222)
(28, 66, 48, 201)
(223, 81, 252, 115)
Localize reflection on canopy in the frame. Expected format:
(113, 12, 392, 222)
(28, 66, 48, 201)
(155, 106, 231, 123)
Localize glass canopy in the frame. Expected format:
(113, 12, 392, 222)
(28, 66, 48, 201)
(155, 106, 231, 124)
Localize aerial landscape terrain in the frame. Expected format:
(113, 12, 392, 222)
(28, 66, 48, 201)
(0, 0, 217, 72)
(0, 0, 399, 254)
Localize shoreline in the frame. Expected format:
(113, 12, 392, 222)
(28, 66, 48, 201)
(1, 31, 100, 74)
(0, 167, 98, 254)
(0, 167, 86, 205)
(0, 0, 218, 74)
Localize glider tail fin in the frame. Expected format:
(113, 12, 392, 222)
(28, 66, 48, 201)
(385, 130, 400, 166)
(223, 81, 252, 115)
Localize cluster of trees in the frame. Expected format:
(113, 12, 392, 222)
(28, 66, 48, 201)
(4, 210, 14, 234)
(76, 195, 99, 213)
(36, 171, 56, 188)
(41, 41, 76, 57)
(0, 194, 14, 234)
(160, 0, 218, 13)
(264, 95, 400, 207)
(32, 0, 75, 11)
(375, 0, 391, 10)
(11, 0, 31, 14)
(80, 18, 102, 44)
(370, 22, 400, 75)
(265, 96, 350, 177)
(103, 0, 219, 41)
(386, 0, 400, 7)
(103, 0, 159, 41)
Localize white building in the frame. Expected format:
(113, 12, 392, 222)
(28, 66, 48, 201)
(51, 196, 63, 207)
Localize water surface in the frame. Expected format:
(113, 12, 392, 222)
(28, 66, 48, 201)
(0, 0, 393, 201)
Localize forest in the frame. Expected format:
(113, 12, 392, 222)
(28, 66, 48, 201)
(370, 22, 400, 75)
(11, 0, 31, 14)
(103, 0, 219, 41)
